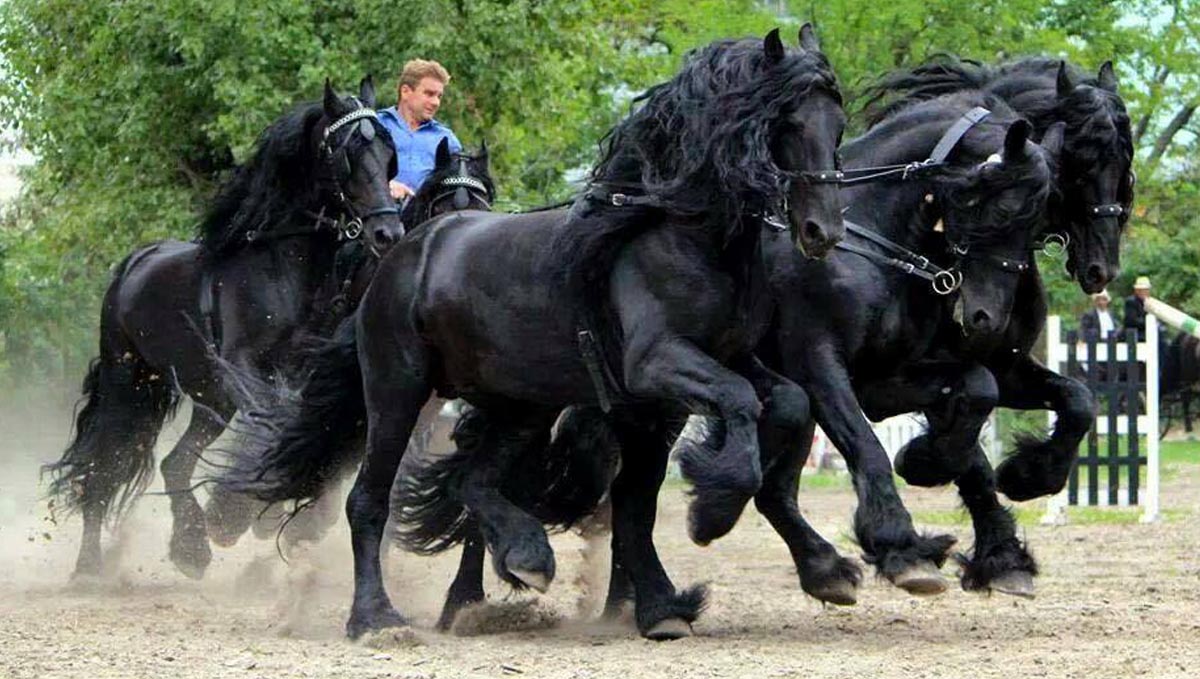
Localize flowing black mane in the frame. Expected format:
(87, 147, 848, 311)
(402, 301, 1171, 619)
(591, 37, 840, 232)
(862, 56, 1132, 169)
(198, 102, 328, 255)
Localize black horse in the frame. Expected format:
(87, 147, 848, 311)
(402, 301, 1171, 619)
(395, 90, 1062, 628)
(44, 79, 408, 580)
(1160, 332, 1200, 433)
(201, 137, 496, 547)
(863, 57, 1136, 506)
(220, 28, 846, 640)
(865, 56, 1134, 292)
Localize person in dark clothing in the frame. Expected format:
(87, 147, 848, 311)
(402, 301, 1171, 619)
(1124, 276, 1151, 341)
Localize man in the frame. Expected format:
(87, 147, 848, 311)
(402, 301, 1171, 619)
(1124, 276, 1152, 340)
(1079, 289, 1117, 341)
(378, 59, 462, 201)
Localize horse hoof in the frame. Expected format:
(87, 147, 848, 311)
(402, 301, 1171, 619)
(808, 580, 858, 606)
(891, 562, 947, 596)
(990, 571, 1036, 599)
(508, 568, 551, 593)
(171, 556, 208, 581)
(346, 607, 409, 640)
(644, 618, 692, 641)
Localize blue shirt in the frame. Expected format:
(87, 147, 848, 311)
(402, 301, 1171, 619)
(377, 106, 462, 191)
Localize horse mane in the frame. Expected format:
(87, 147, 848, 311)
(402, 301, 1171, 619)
(591, 38, 840, 231)
(862, 56, 1132, 169)
(547, 36, 840, 325)
(198, 102, 326, 255)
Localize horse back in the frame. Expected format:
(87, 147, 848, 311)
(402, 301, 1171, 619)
(362, 209, 597, 404)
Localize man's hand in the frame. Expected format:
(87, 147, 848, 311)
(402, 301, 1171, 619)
(390, 181, 414, 201)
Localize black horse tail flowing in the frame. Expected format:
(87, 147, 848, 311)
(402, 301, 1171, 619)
(391, 406, 620, 555)
(45, 252, 181, 525)
(217, 316, 365, 504)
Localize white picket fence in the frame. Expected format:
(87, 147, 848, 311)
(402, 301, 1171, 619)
(1041, 314, 1160, 524)
(808, 412, 999, 471)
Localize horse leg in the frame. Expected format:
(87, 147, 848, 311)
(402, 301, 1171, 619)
(161, 404, 230, 579)
(601, 549, 635, 620)
(795, 344, 955, 594)
(955, 445, 1038, 596)
(608, 409, 704, 640)
(344, 357, 431, 639)
(993, 355, 1096, 501)
(436, 521, 487, 631)
(861, 364, 1037, 595)
(871, 363, 999, 489)
(450, 407, 558, 592)
(624, 337, 763, 545)
(754, 417, 862, 605)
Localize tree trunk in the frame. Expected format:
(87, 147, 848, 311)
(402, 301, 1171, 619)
(1147, 103, 1197, 169)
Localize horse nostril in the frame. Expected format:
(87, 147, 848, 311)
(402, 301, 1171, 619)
(972, 309, 992, 330)
(373, 226, 396, 246)
(1085, 264, 1105, 285)
(803, 220, 825, 245)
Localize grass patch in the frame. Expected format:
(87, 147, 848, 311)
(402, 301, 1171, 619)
(798, 469, 853, 491)
(912, 505, 1189, 527)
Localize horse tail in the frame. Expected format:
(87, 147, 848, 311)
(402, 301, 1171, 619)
(217, 316, 366, 504)
(44, 254, 181, 524)
(518, 406, 620, 531)
(390, 407, 484, 555)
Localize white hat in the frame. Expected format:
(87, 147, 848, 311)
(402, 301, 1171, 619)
(1134, 276, 1151, 290)
(1092, 289, 1110, 301)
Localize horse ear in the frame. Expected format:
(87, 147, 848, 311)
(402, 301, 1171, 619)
(435, 136, 452, 169)
(359, 75, 377, 109)
(478, 139, 490, 168)
(1098, 60, 1118, 93)
(1003, 119, 1033, 161)
(323, 79, 342, 117)
(763, 28, 785, 64)
(1040, 122, 1066, 165)
(799, 23, 820, 52)
(1056, 62, 1073, 98)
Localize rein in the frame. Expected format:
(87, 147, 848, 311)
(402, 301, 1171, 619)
(836, 107, 1011, 295)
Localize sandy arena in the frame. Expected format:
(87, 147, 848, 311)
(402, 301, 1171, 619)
(2, 396, 1198, 679)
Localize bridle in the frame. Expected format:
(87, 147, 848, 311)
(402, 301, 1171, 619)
(313, 101, 401, 245)
(410, 156, 494, 226)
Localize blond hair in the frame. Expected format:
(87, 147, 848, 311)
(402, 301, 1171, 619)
(398, 59, 451, 91)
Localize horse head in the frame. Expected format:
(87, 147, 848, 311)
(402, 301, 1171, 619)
(402, 137, 495, 229)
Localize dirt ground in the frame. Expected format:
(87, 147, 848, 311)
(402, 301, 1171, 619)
(2, 396, 1199, 679)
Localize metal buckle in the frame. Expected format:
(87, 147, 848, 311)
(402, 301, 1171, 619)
(342, 217, 363, 240)
(611, 193, 629, 207)
(762, 214, 789, 232)
(932, 269, 962, 295)
(1040, 232, 1068, 258)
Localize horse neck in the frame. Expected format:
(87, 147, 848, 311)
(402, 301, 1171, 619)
(840, 140, 942, 251)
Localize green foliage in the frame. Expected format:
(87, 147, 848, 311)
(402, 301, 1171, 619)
(2, 0, 1199, 385)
